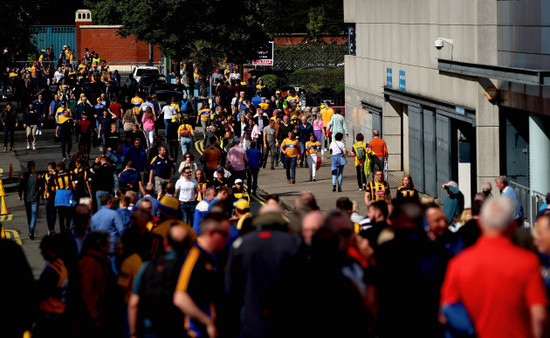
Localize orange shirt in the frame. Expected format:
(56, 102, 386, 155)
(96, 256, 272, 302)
(369, 137, 388, 159)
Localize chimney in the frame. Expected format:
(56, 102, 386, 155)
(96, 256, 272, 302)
(75, 9, 93, 60)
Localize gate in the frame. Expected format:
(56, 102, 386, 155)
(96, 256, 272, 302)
(423, 109, 436, 197)
(30, 25, 77, 56)
(408, 106, 424, 192)
(436, 114, 452, 200)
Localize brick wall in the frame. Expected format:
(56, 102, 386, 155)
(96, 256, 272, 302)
(79, 27, 161, 63)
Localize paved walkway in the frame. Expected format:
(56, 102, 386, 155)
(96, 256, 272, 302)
(193, 139, 403, 214)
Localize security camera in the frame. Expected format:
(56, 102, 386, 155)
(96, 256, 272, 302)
(435, 37, 453, 50)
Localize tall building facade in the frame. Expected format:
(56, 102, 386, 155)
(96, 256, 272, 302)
(344, 0, 550, 219)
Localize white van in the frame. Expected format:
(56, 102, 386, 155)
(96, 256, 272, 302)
(132, 66, 161, 83)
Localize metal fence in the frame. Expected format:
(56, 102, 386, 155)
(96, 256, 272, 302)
(30, 25, 77, 56)
(272, 45, 346, 71)
(509, 180, 546, 226)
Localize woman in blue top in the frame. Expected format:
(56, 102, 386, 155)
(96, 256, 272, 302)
(329, 132, 348, 192)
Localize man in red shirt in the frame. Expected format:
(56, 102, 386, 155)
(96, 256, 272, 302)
(108, 97, 123, 132)
(440, 196, 547, 338)
(368, 129, 387, 174)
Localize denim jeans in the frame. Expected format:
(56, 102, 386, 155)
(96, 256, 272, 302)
(332, 165, 344, 188)
(300, 141, 307, 165)
(247, 168, 259, 193)
(180, 202, 197, 227)
(25, 201, 39, 234)
(3, 125, 15, 148)
(285, 157, 297, 180)
(180, 137, 192, 156)
(164, 119, 171, 135)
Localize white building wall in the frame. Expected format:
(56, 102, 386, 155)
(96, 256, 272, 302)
(344, 0, 501, 191)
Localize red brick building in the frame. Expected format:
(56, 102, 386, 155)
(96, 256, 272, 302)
(75, 9, 161, 64)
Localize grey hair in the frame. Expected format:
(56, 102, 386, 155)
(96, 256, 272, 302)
(447, 181, 458, 188)
(496, 175, 509, 186)
(481, 181, 492, 192)
(480, 196, 515, 230)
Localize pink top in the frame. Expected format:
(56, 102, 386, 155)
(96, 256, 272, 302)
(313, 120, 325, 130)
(313, 120, 324, 131)
(141, 113, 156, 130)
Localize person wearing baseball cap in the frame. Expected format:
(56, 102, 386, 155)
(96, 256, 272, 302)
(152, 195, 195, 241)
(232, 179, 250, 202)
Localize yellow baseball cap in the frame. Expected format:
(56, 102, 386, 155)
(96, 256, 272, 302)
(234, 199, 250, 211)
(159, 196, 179, 214)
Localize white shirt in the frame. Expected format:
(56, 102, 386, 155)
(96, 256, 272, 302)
(140, 101, 155, 114)
(175, 177, 198, 202)
(54, 71, 64, 82)
(162, 104, 176, 120)
(330, 140, 346, 155)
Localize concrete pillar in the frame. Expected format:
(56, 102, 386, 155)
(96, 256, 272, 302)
(529, 114, 550, 194)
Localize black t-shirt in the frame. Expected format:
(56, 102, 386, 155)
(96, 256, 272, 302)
(106, 131, 121, 150)
(94, 163, 115, 192)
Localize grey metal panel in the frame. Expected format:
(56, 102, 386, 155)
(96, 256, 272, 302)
(436, 114, 452, 200)
(423, 109, 437, 197)
(438, 58, 550, 86)
(409, 106, 424, 192)
(384, 88, 476, 124)
(372, 112, 382, 136)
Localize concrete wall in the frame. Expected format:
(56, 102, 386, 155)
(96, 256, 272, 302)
(344, 0, 501, 190)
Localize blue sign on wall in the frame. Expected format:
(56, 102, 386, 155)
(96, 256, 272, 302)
(399, 70, 406, 91)
(386, 68, 392, 89)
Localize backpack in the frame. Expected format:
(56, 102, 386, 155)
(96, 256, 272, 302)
(179, 125, 191, 137)
(138, 256, 184, 336)
(356, 143, 366, 161)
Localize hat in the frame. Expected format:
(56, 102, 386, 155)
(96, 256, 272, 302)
(276, 90, 281, 94)
(233, 137, 240, 143)
(158, 196, 179, 215)
(234, 199, 250, 211)
(234, 179, 243, 184)
(63, 45, 67, 48)
(216, 167, 225, 173)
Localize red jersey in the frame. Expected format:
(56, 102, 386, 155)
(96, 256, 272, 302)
(441, 236, 547, 338)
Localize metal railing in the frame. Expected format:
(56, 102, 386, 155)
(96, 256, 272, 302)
(509, 180, 546, 226)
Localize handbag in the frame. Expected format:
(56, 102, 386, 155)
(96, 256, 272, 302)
(316, 157, 322, 170)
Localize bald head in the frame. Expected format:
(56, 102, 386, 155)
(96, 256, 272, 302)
(302, 211, 325, 245)
(167, 224, 196, 254)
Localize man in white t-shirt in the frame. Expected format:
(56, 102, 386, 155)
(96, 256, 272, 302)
(175, 167, 198, 226)
(161, 103, 176, 133)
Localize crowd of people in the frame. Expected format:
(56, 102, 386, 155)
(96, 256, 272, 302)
(7, 170, 550, 338)
(4, 46, 550, 338)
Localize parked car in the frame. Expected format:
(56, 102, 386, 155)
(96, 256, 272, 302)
(138, 74, 168, 96)
(132, 65, 161, 83)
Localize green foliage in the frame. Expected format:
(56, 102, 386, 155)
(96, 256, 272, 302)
(288, 68, 344, 92)
(258, 0, 345, 36)
(84, 0, 122, 25)
(0, 0, 39, 65)
(260, 74, 285, 89)
(306, 7, 326, 42)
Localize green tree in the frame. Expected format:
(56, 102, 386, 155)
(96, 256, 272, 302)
(0, 0, 39, 65)
(85, 0, 269, 97)
(306, 7, 327, 43)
